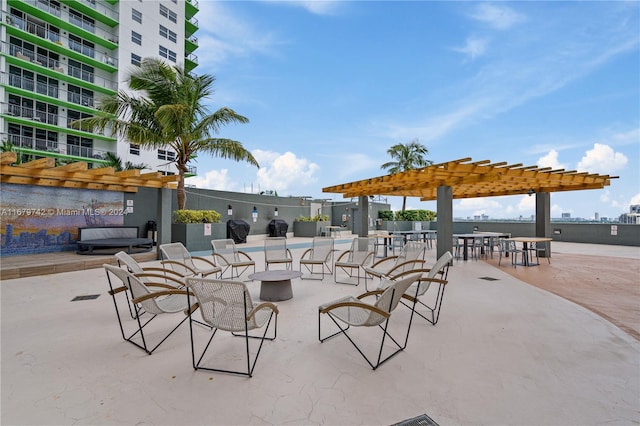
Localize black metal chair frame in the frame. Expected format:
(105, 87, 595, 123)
(104, 265, 194, 355)
(318, 285, 418, 371)
(185, 280, 278, 378)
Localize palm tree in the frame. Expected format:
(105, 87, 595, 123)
(380, 139, 433, 211)
(102, 152, 149, 172)
(76, 58, 258, 209)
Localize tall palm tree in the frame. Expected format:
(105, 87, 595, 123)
(380, 139, 433, 211)
(76, 58, 258, 209)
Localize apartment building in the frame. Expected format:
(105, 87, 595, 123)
(0, 0, 199, 175)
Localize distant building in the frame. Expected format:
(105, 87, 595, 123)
(562, 213, 571, 219)
(619, 205, 640, 224)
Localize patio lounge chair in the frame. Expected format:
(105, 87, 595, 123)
(300, 237, 335, 280)
(334, 237, 376, 286)
(159, 242, 221, 278)
(264, 237, 293, 270)
(185, 277, 279, 377)
(318, 273, 421, 370)
(211, 239, 255, 279)
(114, 250, 185, 319)
(363, 241, 426, 290)
(382, 251, 453, 325)
(103, 264, 193, 355)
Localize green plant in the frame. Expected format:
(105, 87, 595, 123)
(75, 58, 257, 210)
(378, 210, 394, 220)
(173, 209, 221, 223)
(295, 214, 329, 222)
(394, 209, 436, 221)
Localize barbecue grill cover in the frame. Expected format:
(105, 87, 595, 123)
(268, 219, 289, 237)
(226, 220, 250, 243)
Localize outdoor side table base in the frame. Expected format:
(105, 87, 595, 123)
(249, 270, 303, 301)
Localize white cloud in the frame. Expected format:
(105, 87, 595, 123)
(630, 193, 640, 205)
(186, 169, 235, 191)
(537, 149, 566, 170)
(517, 195, 535, 212)
(470, 3, 525, 30)
(576, 143, 628, 173)
(455, 198, 503, 213)
(453, 36, 489, 60)
(253, 149, 319, 193)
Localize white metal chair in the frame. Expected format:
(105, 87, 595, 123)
(318, 273, 421, 370)
(498, 239, 522, 267)
(185, 277, 279, 377)
(103, 264, 192, 355)
(114, 250, 185, 319)
(383, 251, 453, 325)
(363, 241, 426, 290)
(334, 237, 376, 286)
(527, 241, 551, 265)
(211, 239, 255, 279)
(159, 242, 221, 278)
(300, 237, 335, 280)
(264, 237, 293, 270)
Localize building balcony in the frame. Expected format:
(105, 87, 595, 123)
(4, 133, 112, 162)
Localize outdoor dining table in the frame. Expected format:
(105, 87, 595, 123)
(454, 232, 511, 260)
(507, 237, 553, 266)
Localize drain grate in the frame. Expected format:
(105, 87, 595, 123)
(392, 413, 439, 426)
(479, 276, 499, 281)
(71, 294, 101, 301)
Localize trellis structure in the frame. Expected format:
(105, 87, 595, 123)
(323, 157, 617, 200)
(0, 152, 179, 192)
(323, 157, 618, 258)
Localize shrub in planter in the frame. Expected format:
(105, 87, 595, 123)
(378, 210, 394, 220)
(295, 214, 329, 222)
(395, 209, 436, 221)
(173, 209, 221, 223)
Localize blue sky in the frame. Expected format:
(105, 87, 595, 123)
(185, 1, 640, 220)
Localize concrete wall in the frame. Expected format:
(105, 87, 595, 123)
(450, 221, 639, 246)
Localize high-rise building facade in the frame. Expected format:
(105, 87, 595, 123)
(1, 0, 199, 175)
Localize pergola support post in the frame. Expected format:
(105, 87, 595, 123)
(436, 185, 453, 260)
(156, 187, 173, 259)
(535, 191, 551, 257)
(357, 195, 369, 237)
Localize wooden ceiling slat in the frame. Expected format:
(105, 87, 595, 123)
(55, 162, 88, 172)
(17, 158, 55, 169)
(1, 152, 17, 165)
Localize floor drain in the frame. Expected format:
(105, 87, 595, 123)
(71, 294, 101, 301)
(479, 276, 499, 281)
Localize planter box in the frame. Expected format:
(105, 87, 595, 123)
(293, 221, 329, 238)
(171, 223, 226, 252)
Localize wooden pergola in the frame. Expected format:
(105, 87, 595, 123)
(323, 157, 617, 200)
(323, 157, 618, 258)
(0, 152, 179, 192)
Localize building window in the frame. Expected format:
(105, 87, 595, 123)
(132, 8, 142, 24)
(131, 31, 142, 45)
(159, 4, 177, 23)
(130, 143, 140, 156)
(131, 53, 141, 67)
(161, 171, 175, 176)
(159, 46, 177, 63)
(159, 25, 177, 43)
(158, 149, 175, 161)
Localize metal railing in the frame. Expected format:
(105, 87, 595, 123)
(3, 73, 98, 109)
(7, 13, 118, 66)
(5, 133, 111, 160)
(3, 103, 59, 125)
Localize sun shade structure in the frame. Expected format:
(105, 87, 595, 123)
(0, 152, 179, 192)
(323, 157, 617, 200)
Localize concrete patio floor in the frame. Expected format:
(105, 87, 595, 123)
(1, 239, 639, 425)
